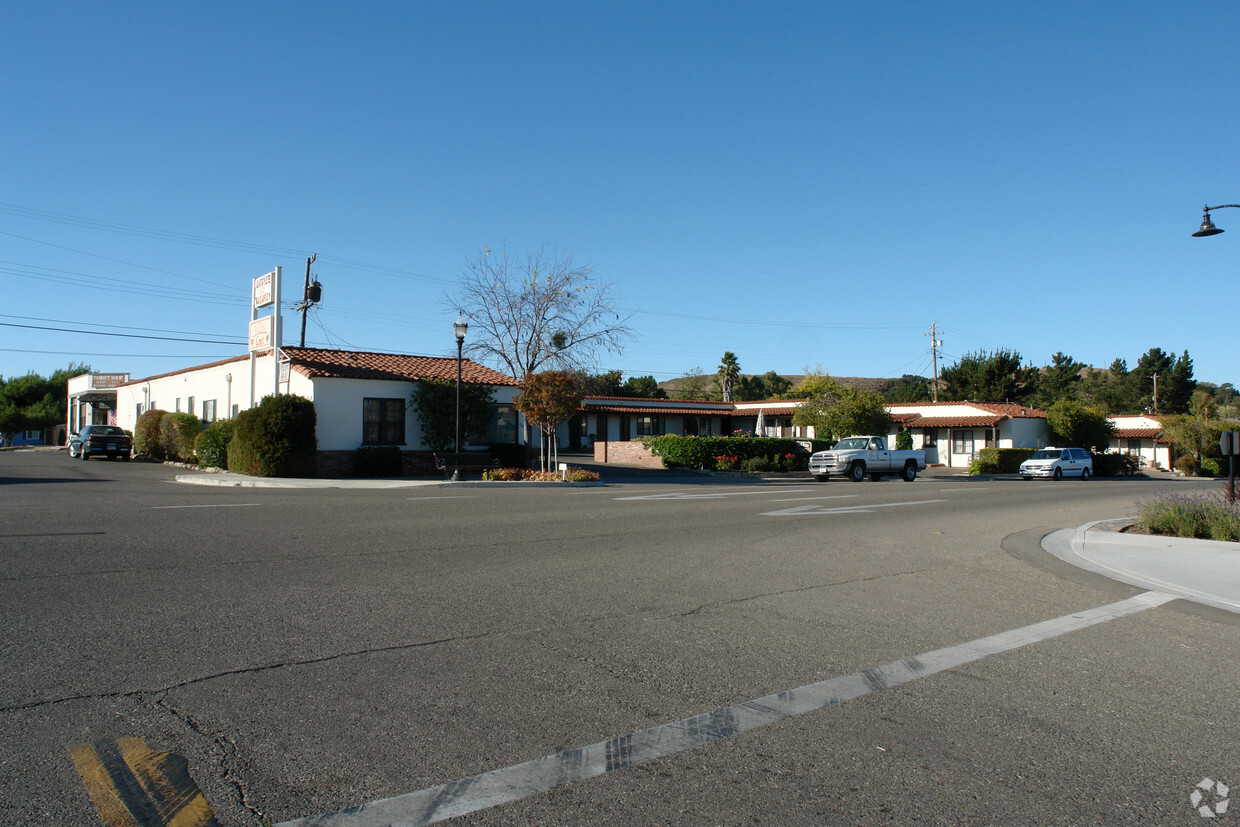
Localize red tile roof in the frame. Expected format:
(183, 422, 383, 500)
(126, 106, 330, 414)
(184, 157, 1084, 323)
(281, 347, 519, 385)
(1113, 428, 1162, 439)
(902, 415, 1005, 428)
(584, 405, 744, 415)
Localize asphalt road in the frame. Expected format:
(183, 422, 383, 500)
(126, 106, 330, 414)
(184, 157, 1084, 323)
(1, 449, 1236, 825)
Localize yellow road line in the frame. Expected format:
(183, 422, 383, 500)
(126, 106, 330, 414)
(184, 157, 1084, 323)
(69, 738, 219, 827)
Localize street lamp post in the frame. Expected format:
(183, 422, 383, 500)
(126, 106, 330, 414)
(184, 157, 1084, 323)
(1191, 203, 1237, 501)
(1191, 204, 1240, 237)
(452, 314, 469, 481)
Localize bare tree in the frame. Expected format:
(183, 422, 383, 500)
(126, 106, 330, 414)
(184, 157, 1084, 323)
(448, 244, 633, 381)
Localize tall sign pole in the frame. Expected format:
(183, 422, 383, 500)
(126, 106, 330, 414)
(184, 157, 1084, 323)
(249, 268, 282, 407)
(272, 266, 282, 399)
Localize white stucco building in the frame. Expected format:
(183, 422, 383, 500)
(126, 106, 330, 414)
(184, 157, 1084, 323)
(113, 347, 521, 474)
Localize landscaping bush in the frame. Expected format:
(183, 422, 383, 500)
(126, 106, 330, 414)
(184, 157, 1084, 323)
(968, 447, 1034, 475)
(895, 430, 914, 451)
(645, 435, 810, 470)
(1135, 490, 1240, 541)
(161, 412, 202, 462)
(1175, 455, 1200, 477)
(227, 394, 317, 477)
(195, 419, 235, 470)
(134, 409, 168, 459)
(1200, 457, 1222, 477)
(481, 466, 600, 482)
(739, 456, 770, 473)
(353, 445, 403, 477)
(1091, 452, 1140, 477)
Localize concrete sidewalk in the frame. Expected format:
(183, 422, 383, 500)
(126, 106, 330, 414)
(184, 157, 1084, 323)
(1042, 521, 1240, 615)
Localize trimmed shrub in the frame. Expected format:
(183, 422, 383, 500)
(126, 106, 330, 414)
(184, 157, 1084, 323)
(353, 445, 403, 478)
(1092, 452, 1140, 477)
(968, 447, 1034, 475)
(481, 466, 600, 482)
(195, 419, 235, 470)
(161, 412, 202, 462)
(227, 395, 318, 477)
(739, 456, 770, 473)
(1175, 455, 1200, 477)
(1200, 457, 1222, 477)
(895, 430, 914, 451)
(645, 435, 812, 470)
(134, 409, 168, 459)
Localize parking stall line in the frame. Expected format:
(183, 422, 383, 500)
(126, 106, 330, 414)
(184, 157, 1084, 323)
(275, 591, 1174, 827)
(762, 499, 947, 517)
(150, 503, 261, 510)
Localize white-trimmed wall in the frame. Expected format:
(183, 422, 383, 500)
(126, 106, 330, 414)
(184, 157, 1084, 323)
(116, 354, 522, 453)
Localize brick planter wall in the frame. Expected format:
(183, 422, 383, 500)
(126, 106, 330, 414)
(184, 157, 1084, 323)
(593, 440, 664, 468)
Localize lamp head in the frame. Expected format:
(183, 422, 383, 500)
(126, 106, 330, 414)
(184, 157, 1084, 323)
(453, 313, 469, 342)
(1193, 210, 1224, 237)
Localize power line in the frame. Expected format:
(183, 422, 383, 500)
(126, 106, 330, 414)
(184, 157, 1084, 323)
(0, 321, 243, 346)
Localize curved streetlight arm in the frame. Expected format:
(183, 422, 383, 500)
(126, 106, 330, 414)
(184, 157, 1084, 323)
(1193, 203, 1240, 237)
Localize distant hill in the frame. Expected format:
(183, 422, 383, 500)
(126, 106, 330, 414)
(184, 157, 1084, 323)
(658, 373, 900, 400)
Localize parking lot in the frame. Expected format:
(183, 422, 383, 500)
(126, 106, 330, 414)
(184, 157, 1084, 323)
(1, 449, 1235, 825)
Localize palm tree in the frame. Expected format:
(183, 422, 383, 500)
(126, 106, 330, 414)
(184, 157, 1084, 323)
(718, 351, 740, 403)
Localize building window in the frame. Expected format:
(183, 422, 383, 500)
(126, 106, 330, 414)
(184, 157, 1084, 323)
(231, 404, 239, 417)
(683, 416, 713, 436)
(136, 403, 144, 420)
(923, 429, 938, 446)
(175, 398, 181, 412)
(363, 398, 405, 445)
(202, 399, 216, 422)
(187, 396, 194, 416)
(636, 415, 664, 436)
(952, 430, 974, 456)
(482, 404, 518, 444)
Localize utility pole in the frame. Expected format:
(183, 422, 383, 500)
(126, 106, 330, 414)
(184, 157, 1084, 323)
(1152, 372, 1158, 415)
(926, 322, 943, 402)
(297, 254, 319, 348)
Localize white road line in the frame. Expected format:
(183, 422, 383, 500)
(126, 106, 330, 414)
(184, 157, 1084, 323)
(275, 591, 1175, 827)
(768, 495, 859, 503)
(762, 499, 947, 516)
(937, 487, 990, 492)
(150, 503, 261, 510)
(407, 496, 473, 501)
(615, 487, 816, 502)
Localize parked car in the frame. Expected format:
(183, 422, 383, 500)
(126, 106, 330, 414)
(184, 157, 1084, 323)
(68, 425, 133, 461)
(1019, 447, 1092, 480)
(808, 435, 927, 482)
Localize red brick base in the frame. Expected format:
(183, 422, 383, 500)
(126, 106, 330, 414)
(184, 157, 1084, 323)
(593, 441, 664, 468)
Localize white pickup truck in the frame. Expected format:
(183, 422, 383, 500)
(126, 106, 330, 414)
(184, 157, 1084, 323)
(808, 436, 927, 482)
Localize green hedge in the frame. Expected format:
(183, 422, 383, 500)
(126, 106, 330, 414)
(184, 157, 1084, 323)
(968, 447, 1034, 475)
(134, 410, 168, 459)
(1093, 452, 1141, 477)
(195, 419, 235, 469)
(352, 445, 403, 477)
(227, 395, 318, 477)
(643, 435, 832, 470)
(161, 412, 202, 462)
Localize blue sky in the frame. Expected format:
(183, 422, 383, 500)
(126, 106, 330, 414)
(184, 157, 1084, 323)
(4, 2, 1239, 389)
